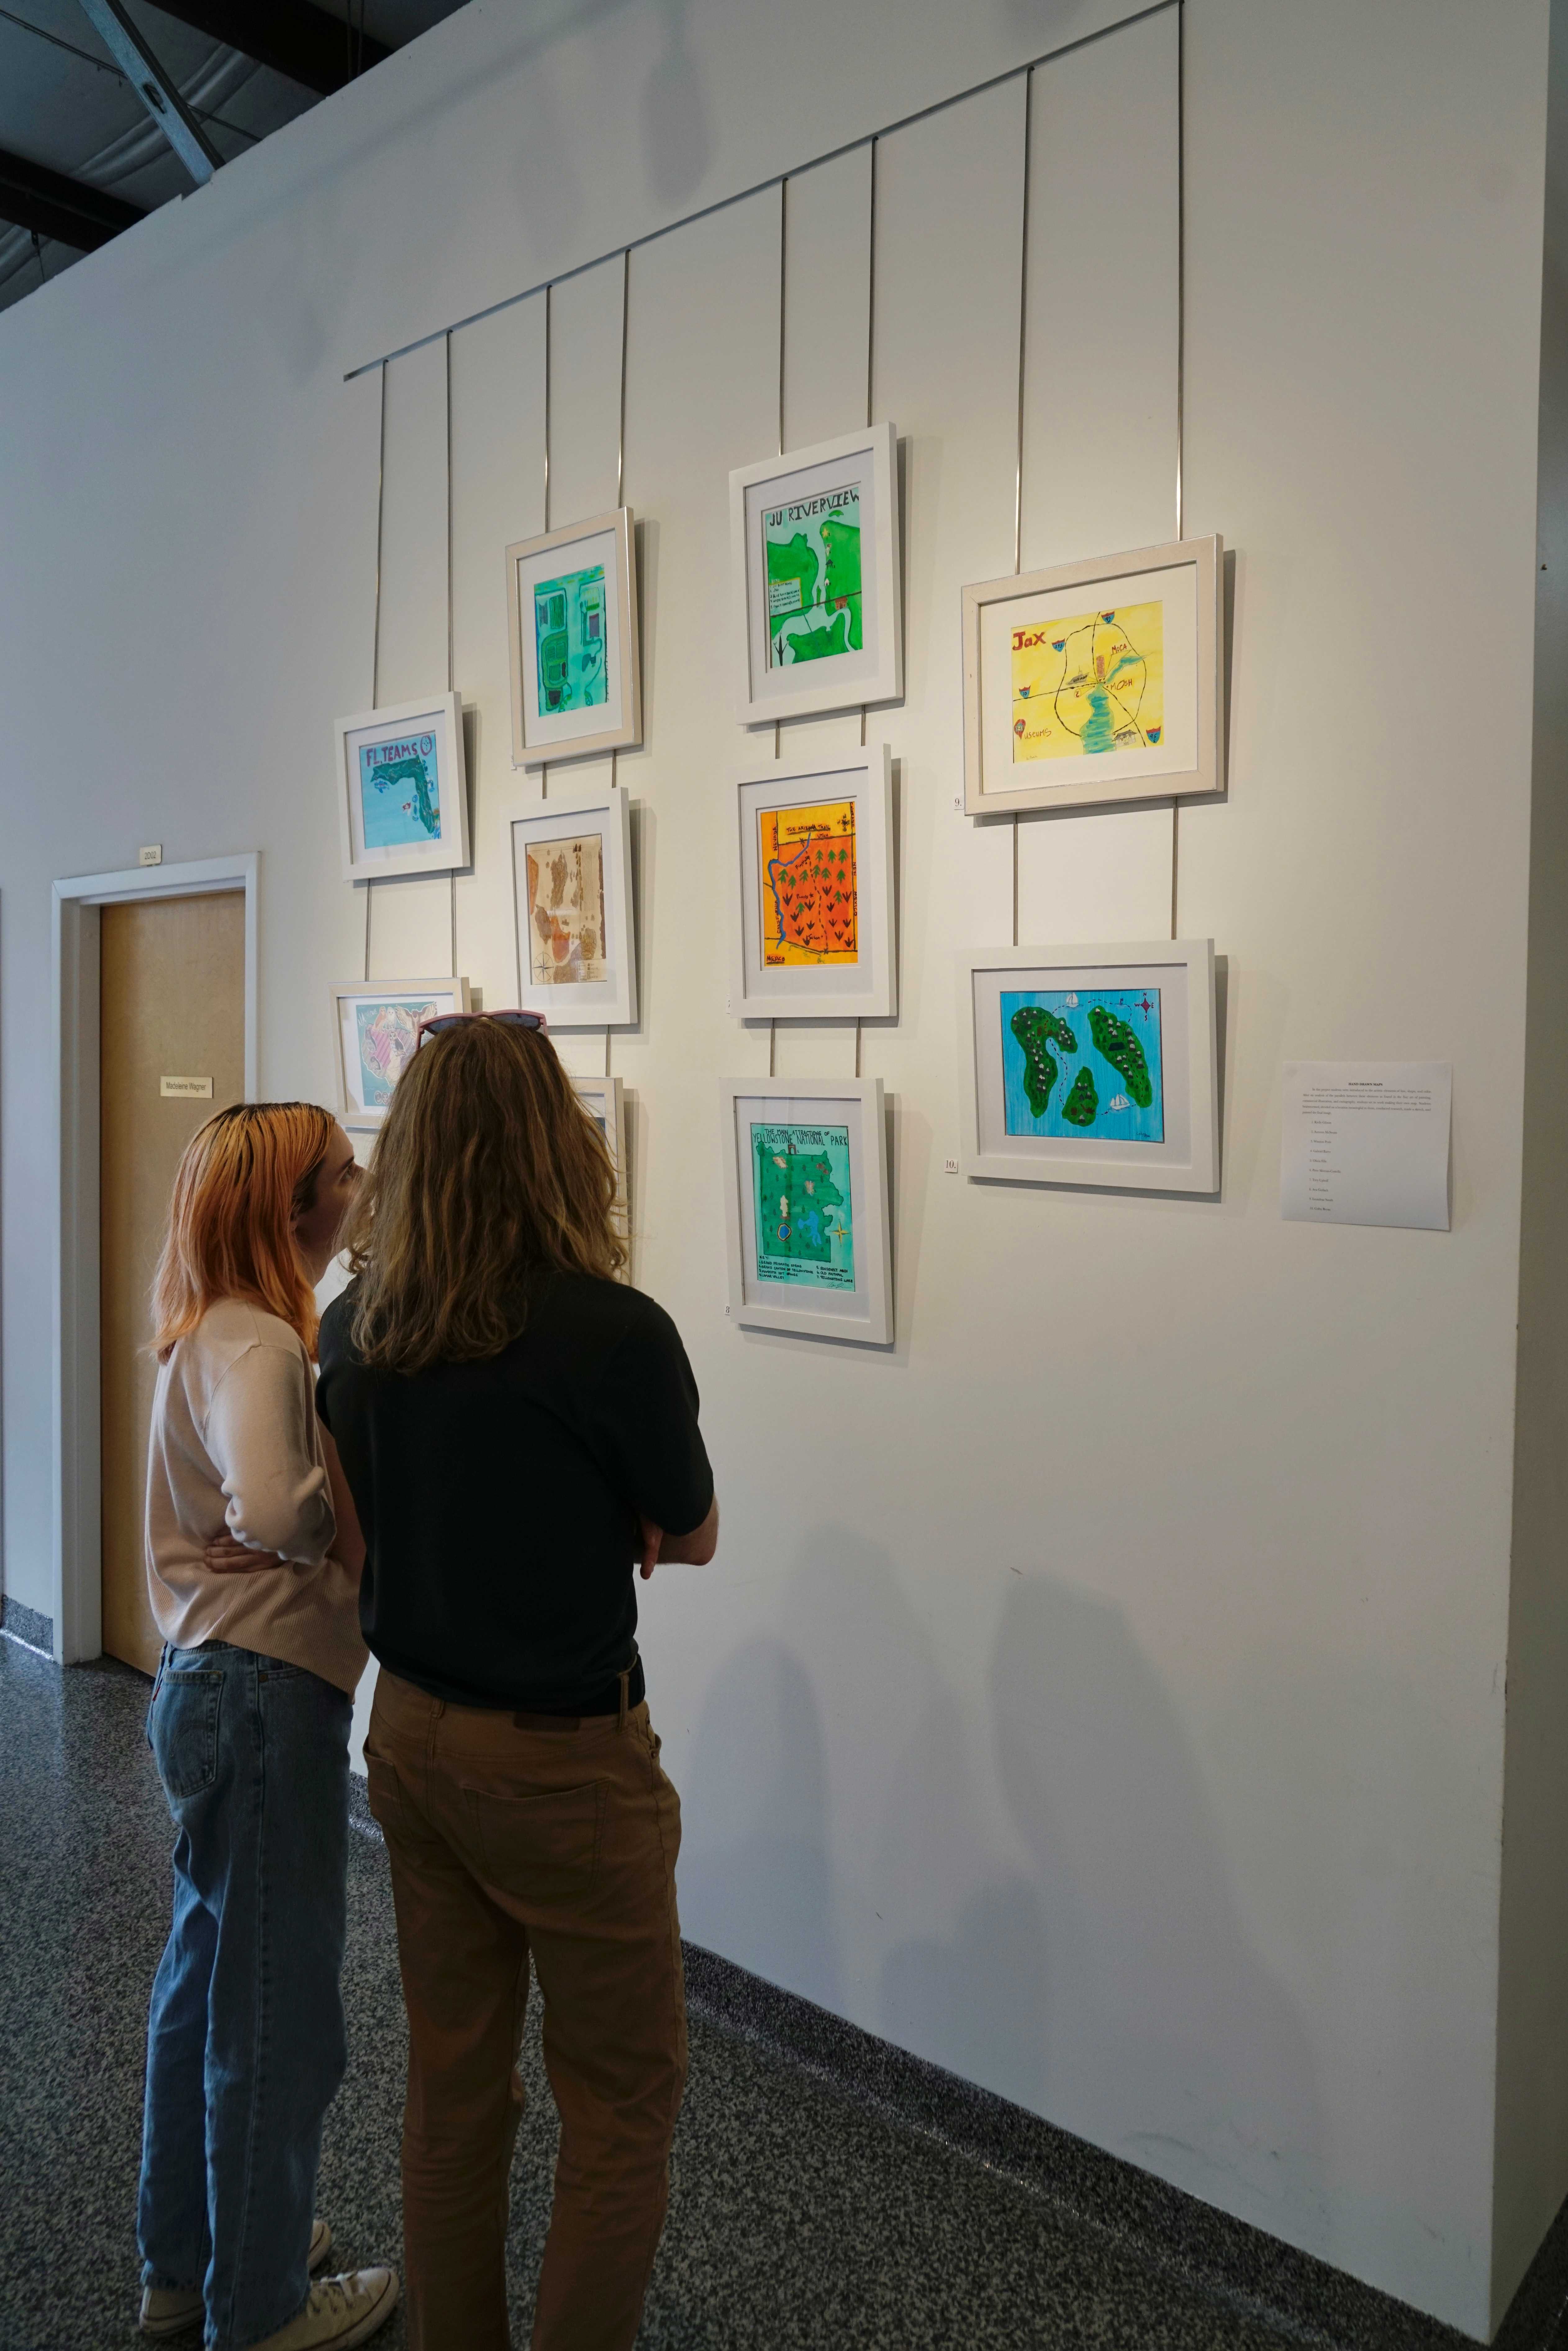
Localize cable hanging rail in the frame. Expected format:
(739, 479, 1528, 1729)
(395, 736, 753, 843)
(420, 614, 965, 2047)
(362, 358, 387, 984)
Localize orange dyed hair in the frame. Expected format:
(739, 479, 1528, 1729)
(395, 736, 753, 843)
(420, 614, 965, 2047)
(151, 1102, 336, 1362)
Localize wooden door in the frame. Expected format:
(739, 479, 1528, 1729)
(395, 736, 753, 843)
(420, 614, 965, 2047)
(100, 892, 246, 1674)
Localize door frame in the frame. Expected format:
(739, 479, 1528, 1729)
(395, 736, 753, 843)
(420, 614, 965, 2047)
(52, 853, 259, 1664)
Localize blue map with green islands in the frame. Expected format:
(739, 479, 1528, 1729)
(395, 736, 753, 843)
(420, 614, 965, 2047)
(1001, 986, 1165, 1144)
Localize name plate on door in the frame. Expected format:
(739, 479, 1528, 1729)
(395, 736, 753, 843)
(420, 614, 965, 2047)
(160, 1075, 214, 1099)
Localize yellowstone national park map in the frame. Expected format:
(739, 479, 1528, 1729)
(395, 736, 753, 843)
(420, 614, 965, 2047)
(751, 1123, 855, 1288)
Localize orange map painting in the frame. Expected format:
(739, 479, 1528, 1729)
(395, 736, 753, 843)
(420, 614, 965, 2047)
(759, 799, 859, 967)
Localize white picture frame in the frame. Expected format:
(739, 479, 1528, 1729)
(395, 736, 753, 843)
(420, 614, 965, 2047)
(727, 745, 895, 1024)
(511, 783, 637, 1029)
(729, 421, 903, 726)
(571, 1072, 628, 1213)
(333, 691, 471, 882)
(957, 940, 1218, 1194)
(505, 508, 641, 768)
(328, 976, 471, 1130)
(721, 1076, 893, 1346)
(961, 535, 1224, 817)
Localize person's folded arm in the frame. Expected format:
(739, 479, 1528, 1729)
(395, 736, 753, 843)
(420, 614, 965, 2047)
(202, 1343, 335, 1567)
(588, 1301, 716, 1578)
(655, 1495, 719, 1566)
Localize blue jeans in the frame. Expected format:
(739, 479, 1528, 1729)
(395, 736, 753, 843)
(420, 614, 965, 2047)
(138, 1641, 352, 2351)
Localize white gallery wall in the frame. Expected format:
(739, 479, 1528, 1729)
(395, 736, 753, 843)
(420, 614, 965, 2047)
(0, 0, 1558, 2335)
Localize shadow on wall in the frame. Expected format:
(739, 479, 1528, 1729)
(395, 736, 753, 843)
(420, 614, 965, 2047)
(679, 1533, 1324, 2249)
(679, 1635, 843, 2008)
(642, 0, 712, 207)
(504, 0, 712, 249)
(990, 1576, 1326, 2244)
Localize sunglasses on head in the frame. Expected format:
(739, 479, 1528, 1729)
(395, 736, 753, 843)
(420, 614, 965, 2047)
(414, 1010, 549, 1049)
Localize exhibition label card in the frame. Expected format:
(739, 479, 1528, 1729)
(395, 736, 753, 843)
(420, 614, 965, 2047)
(1280, 1062, 1451, 1231)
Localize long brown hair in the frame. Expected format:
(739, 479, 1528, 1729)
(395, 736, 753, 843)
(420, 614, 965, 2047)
(152, 1102, 336, 1361)
(343, 1019, 624, 1373)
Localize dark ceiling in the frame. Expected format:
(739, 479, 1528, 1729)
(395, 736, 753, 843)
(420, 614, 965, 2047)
(0, 0, 470, 316)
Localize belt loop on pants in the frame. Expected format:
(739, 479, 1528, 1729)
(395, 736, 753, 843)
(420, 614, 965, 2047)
(617, 1664, 630, 1732)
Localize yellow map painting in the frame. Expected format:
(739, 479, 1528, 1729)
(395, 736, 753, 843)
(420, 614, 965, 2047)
(1011, 598, 1164, 763)
(759, 799, 858, 966)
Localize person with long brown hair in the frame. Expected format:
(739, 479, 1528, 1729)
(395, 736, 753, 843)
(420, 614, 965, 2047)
(136, 1103, 398, 2351)
(316, 1013, 718, 2351)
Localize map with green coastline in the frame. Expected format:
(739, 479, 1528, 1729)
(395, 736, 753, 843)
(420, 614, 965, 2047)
(1001, 986, 1165, 1145)
(751, 1123, 855, 1289)
(764, 483, 863, 668)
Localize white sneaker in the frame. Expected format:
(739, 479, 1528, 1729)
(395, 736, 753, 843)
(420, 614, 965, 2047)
(248, 2268, 400, 2351)
(139, 2220, 335, 2336)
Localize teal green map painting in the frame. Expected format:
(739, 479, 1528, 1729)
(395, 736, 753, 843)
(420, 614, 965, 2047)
(764, 484, 862, 669)
(1001, 987, 1165, 1144)
(751, 1123, 855, 1288)
(534, 563, 608, 715)
(358, 729, 443, 849)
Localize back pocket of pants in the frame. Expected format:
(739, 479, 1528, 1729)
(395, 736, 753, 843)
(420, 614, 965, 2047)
(150, 1669, 224, 1802)
(461, 1782, 603, 1907)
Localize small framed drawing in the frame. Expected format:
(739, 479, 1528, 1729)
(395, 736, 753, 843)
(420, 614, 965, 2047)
(958, 940, 1218, 1194)
(572, 1074, 628, 1217)
(511, 782, 637, 1028)
(961, 535, 1224, 817)
(329, 976, 470, 1130)
(721, 1077, 893, 1346)
(505, 509, 641, 768)
(729, 422, 903, 726)
(334, 692, 470, 881)
(728, 744, 895, 1023)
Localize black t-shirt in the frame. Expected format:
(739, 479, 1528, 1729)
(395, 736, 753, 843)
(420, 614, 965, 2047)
(316, 1272, 713, 1713)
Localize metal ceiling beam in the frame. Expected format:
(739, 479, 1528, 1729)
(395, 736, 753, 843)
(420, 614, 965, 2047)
(76, 0, 223, 185)
(0, 145, 146, 251)
(144, 1, 392, 95)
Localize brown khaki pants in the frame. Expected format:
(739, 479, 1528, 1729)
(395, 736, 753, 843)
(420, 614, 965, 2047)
(364, 1668, 687, 2351)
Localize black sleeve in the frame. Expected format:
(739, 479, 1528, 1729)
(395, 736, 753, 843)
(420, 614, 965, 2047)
(314, 1290, 352, 1433)
(586, 1298, 714, 1535)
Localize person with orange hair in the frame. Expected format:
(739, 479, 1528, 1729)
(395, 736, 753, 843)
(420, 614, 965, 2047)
(135, 1103, 398, 2351)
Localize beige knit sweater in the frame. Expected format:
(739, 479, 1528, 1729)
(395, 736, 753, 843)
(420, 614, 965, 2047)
(144, 1297, 368, 1696)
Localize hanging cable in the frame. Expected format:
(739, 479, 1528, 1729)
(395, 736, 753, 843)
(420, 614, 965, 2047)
(364, 358, 388, 983)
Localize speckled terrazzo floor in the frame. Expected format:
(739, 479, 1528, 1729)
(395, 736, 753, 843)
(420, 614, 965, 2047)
(0, 1637, 1422, 2351)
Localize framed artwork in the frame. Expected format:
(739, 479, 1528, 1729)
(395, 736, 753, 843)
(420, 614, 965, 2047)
(334, 692, 470, 882)
(961, 535, 1224, 816)
(328, 976, 470, 1129)
(957, 939, 1218, 1194)
(727, 744, 895, 1024)
(572, 1073, 628, 1215)
(720, 1077, 893, 1346)
(505, 508, 641, 768)
(511, 783, 637, 1028)
(729, 421, 903, 726)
